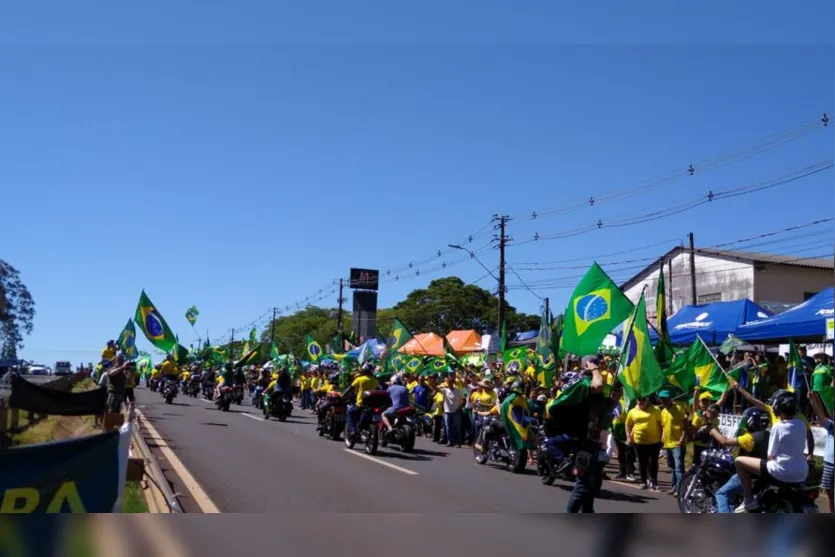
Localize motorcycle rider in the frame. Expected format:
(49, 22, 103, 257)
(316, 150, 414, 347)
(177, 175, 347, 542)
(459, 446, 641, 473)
(315, 371, 341, 428)
(264, 365, 293, 411)
(704, 406, 771, 513)
(382, 373, 410, 435)
(215, 363, 236, 398)
(160, 355, 180, 396)
(344, 363, 380, 438)
(734, 390, 809, 513)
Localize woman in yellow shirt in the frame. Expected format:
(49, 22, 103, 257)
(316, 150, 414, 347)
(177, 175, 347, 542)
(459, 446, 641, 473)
(626, 397, 663, 491)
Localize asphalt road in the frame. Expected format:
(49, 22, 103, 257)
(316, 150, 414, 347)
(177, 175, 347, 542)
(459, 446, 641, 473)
(137, 385, 679, 515)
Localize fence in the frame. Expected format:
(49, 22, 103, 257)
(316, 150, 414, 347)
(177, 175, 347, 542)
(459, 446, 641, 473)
(0, 372, 88, 440)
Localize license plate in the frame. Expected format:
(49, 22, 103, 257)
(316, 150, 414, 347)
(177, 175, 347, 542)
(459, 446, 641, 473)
(372, 414, 382, 423)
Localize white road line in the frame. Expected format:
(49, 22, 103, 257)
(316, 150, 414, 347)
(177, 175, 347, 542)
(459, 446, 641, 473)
(342, 448, 419, 476)
(240, 412, 264, 421)
(136, 408, 221, 513)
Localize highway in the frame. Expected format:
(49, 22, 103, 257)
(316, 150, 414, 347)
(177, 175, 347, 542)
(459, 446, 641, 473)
(136, 385, 679, 515)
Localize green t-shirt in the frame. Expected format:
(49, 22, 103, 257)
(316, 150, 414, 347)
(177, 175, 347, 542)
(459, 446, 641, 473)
(812, 364, 834, 392)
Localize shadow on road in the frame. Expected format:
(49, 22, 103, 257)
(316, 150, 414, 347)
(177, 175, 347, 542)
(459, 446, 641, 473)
(200, 422, 229, 427)
(411, 448, 450, 458)
(162, 412, 185, 417)
(378, 450, 434, 462)
(549, 483, 657, 505)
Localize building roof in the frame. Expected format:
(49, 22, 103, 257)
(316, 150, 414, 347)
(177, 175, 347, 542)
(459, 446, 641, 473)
(620, 246, 834, 291)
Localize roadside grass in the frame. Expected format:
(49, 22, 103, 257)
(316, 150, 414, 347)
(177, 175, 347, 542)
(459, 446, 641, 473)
(123, 481, 150, 513)
(10, 377, 99, 446)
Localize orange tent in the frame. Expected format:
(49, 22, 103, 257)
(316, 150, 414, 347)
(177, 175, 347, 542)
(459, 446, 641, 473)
(398, 332, 445, 356)
(445, 330, 482, 353)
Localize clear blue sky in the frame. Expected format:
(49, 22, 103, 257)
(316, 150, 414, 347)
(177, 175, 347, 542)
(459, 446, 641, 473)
(2, 3, 833, 366)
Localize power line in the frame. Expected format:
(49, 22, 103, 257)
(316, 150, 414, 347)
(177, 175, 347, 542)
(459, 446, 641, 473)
(705, 218, 833, 249)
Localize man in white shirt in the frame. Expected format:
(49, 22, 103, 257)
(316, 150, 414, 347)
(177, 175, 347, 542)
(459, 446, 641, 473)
(734, 390, 809, 513)
(441, 372, 465, 448)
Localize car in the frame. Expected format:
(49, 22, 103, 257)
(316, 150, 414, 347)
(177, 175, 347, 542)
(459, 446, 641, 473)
(27, 365, 50, 376)
(54, 361, 73, 376)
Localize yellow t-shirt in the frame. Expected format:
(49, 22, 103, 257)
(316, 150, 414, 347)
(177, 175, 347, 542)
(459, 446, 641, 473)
(351, 375, 379, 406)
(300, 377, 310, 390)
(161, 361, 179, 378)
(180, 371, 191, 382)
(691, 413, 719, 447)
(525, 366, 537, 382)
(150, 369, 161, 379)
(737, 431, 755, 453)
(626, 405, 663, 445)
(407, 380, 419, 393)
(319, 381, 333, 393)
(661, 402, 689, 449)
(470, 390, 497, 409)
(601, 370, 615, 386)
(266, 380, 277, 391)
(101, 346, 117, 362)
(310, 377, 322, 391)
(432, 391, 444, 417)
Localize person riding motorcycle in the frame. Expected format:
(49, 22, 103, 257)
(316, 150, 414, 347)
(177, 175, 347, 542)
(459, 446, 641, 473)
(474, 381, 529, 454)
(344, 363, 380, 437)
(215, 363, 236, 398)
(160, 355, 180, 394)
(382, 374, 410, 435)
(734, 389, 810, 512)
(315, 372, 341, 427)
(263, 365, 293, 411)
(702, 406, 771, 513)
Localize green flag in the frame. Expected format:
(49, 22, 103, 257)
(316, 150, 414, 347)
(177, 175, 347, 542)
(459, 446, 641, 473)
(236, 342, 263, 367)
(185, 306, 199, 326)
(693, 338, 728, 395)
(654, 267, 675, 366)
(249, 327, 258, 344)
(502, 346, 528, 373)
(499, 393, 536, 450)
(549, 313, 564, 357)
(134, 290, 178, 353)
(816, 385, 834, 416)
(719, 334, 745, 356)
(404, 356, 424, 376)
(117, 319, 138, 360)
(172, 343, 190, 364)
(666, 341, 698, 394)
(617, 293, 665, 405)
(561, 263, 633, 356)
(269, 342, 280, 361)
(500, 320, 507, 353)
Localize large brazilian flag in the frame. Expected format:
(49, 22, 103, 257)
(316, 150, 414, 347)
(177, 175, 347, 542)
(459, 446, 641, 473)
(134, 291, 178, 353)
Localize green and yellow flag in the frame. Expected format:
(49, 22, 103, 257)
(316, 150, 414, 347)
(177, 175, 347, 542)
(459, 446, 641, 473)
(405, 356, 424, 376)
(693, 338, 728, 395)
(617, 293, 665, 405)
(305, 335, 323, 364)
(236, 342, 263, 367)
(787, 340, 805, 393)
(502, 346, 528, 373)
(499, 393, 536, 451)
(134, 290, 178, 353)
(561, 263, 633, 356)
(185, 306, 199, 326)
(117, 319, 138, 360)
(172, 342, 190, 364)
(654, 267, 675, 367)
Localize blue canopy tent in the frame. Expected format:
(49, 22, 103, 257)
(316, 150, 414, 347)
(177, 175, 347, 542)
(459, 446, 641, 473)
(613, 299, 774, 347)
(735, 286, 834, 343)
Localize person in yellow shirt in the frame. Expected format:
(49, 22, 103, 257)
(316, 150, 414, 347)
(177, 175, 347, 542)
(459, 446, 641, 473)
(161, 356, 179, 378)
(626, 397, 663, 491)
(658, 390, 689, 494)
(690, 391, 721, 464)
(101, 340, 118, 364)
(344, 364, 379, 437)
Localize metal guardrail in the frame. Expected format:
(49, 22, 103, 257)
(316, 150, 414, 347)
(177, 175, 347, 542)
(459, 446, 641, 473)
(129, 406, 183, 513)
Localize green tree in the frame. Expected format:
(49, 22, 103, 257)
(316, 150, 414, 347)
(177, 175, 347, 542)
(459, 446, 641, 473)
(260, 306, 351, 357)
(0, 260, 36, 359)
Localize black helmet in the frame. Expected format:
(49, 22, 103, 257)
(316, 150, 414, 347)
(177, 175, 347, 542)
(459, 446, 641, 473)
(741, 406, 769, 431)
(497, 386, 511, 403)
(510, 381, 525, 396)
(328, 372, 340, 384)
(770, 390, 797, 416)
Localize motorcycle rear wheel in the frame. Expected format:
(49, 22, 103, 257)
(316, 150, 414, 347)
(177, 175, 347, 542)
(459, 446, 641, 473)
(511, 449, 527, 474)
(473, 444, 488, 465)
(365, 428, 379, 456)
(344, 430, 356, 449)
(330, 421, 343, 442)
(677, 471, 714, 513)
(537, 452, 556, 485)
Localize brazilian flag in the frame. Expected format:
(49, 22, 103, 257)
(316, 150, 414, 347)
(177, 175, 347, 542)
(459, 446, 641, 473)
(390, 353, 408, 373)
(654, 267, 675, 367)
(499, 393, 536, 451)
(502, 346, 527, 372)
(236, 343, 263, 367)
(618, 293, 665, 405)
(117, 319, 138, 360)
(185, 306, 199, 326)
(405, 356, 424, 376)
(305, 335, 323, 364)
(134, 290, 178, 353)
(426, 357, 448, 375)
(172, 343, 190, 364)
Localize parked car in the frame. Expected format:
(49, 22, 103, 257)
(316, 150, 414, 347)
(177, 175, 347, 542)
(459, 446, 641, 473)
(54, 361, 73, 376)
(27, 365, 50, 376)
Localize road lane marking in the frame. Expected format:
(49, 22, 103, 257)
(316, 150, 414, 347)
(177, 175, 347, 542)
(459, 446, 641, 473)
(240, 412, 264, 421)
(136, 408, 221, 513)
(343, 448, 419, 476)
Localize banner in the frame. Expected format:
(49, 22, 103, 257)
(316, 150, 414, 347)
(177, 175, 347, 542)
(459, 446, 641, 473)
(8, 375, 105, 416)
(0, 423, 131, 513)
(719, 413, 827, 457)
(827, 317, 834, 340)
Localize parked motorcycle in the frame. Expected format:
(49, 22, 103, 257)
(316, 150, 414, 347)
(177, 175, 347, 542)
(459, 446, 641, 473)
(317, 391, 347, 441)
(344, 390, 391, 456)
(379, 406, 417, 452)
(473, 418, 529, 474)
(263, 391, 293, 422)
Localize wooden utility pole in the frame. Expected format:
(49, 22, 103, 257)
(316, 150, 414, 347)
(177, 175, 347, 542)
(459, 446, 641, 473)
(688, 232, 697, 305)
(496, 214, 510, 334)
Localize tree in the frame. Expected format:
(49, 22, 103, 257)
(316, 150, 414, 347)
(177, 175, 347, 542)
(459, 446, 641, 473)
(260, 306, 351, 357)
(0, 260, 36, 359)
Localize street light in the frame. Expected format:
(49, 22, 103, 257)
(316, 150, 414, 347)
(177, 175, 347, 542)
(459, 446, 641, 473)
(448, 244, 500, 283)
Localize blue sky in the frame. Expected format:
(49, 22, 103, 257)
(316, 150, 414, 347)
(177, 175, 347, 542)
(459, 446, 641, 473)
(2, 4, 833, 366)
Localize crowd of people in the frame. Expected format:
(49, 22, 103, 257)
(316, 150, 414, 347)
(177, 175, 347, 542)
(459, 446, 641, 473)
(91, 337, 834, 514)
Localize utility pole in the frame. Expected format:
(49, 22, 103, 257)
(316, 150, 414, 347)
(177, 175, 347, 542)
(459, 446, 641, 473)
(269, 308, 277, 346)
(688, 232, 697, 305)
(544, 297, 550, 320)
(495, 214, 511, 335)
(336, 278, 344, 334)
(667, 258, 673, 315)
(228, 329, 234, 364)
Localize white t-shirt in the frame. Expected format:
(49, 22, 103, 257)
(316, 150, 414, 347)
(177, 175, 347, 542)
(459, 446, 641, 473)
(766, 418, 808, 483)
(441, 387, 464, 413)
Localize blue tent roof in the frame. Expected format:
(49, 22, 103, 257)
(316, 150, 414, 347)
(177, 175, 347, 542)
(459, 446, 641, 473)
(735, 287, 834, 342)
(653, 299, 773, 346)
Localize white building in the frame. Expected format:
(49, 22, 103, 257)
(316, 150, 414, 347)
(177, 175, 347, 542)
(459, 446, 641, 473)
(621, 247, 834, 325)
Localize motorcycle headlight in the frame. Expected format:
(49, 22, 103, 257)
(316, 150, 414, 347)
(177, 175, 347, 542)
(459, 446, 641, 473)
(700, 451, 710, 464)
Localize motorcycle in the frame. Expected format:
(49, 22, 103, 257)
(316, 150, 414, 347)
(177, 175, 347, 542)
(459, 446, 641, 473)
(678, 447, 820, 514)
(379, 406, 417, 452)
(263, 391, 293, 421)
(317, 391, 347, 441)
(149, 377, 160, 393)
(161, 378, 178, 405)
(233, 384, 244, 405)
(216, 385, 234, 412)
(344, 390, 391, 456)
(536, 426, 577, 486)
(186, 377, 201, 398)
(202, 381, 215, 401)
(473, 417, 530, 474)
(251, 385, 265, 409)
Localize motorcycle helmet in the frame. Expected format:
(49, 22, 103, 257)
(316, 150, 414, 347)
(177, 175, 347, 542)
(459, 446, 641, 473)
(327, 372, 340, 384)
(507, 361, 520, 374)
(391, 374, 403, 385)
(497, 386, 511, 403)
(770, 389, 797, 417)
(741, 406, 769, 432)
(510, 381, 524, 396)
